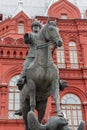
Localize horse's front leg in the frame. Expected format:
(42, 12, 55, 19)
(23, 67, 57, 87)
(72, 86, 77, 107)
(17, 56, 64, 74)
(52, 79, 62, 116)
(27, 79, 36, 111)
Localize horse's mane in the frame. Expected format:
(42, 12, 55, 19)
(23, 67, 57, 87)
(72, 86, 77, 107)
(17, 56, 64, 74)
(41, 21, 57, 32)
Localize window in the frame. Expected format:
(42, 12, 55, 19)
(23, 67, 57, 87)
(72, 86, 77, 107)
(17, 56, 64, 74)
(18, 23, 24, 34)
(57, 46, 65, 68)
(61, 94, 83, 130)
(69, 42, 78, 68)
(61, 14, 67, 19)
(8, 75, 22, 119)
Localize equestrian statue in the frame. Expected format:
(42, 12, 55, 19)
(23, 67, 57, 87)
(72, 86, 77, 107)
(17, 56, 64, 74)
(18, 20, 85, 130)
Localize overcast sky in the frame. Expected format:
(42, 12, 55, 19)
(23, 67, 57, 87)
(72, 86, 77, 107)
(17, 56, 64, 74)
(0, 0, 87, 19)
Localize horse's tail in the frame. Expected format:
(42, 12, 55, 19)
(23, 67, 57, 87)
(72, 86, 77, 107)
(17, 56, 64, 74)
(77, 121, 85, 130)
(27, 111, 46, 130)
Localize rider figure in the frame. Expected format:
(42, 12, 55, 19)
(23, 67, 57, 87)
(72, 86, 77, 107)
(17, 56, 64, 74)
(15, 20, 41, 115)
(17, 20, 41, 89)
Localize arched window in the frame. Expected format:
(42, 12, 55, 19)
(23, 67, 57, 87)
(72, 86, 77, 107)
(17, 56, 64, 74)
(8, 75, 22, 119)
(19, 51, 23, 58)
(0, 50, 3, 57)
(61, 94, 83, 130)
(18, 22, 24, 34)
(13, 51, 16, 58)
(7, 51, 10, 57)
(57, 46, 65, 68)
(69, 42, 78, 68)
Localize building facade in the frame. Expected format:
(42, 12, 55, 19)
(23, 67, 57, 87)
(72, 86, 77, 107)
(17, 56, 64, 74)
(0, 0, 87, 130)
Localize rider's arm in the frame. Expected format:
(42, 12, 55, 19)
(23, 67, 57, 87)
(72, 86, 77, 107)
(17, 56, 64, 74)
(24, 33, 32, 44)
(24, 33, 36, 46)
(24, 33, 29, 44)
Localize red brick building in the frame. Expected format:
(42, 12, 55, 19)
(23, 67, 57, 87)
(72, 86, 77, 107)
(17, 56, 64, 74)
(0, 0, 87, 130)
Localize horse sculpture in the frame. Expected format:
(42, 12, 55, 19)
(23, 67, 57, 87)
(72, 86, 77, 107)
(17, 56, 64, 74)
(20, 20, 63, 130)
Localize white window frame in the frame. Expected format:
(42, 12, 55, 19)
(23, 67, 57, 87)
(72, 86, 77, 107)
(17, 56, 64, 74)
(57, 46, 65, 68)
(18, 23, 24, 34)
(8, 75, 22, 119)
(61, 94, 83, 130)
(69, 42, 78, 68)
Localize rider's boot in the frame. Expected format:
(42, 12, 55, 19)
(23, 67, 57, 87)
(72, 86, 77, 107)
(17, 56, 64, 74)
(14, 109, 22, 116)
(16, 77, 26, 90)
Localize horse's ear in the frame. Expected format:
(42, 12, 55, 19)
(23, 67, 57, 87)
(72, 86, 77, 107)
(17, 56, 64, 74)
(47, 17, 50, 24)
(55, 19, 57, 25)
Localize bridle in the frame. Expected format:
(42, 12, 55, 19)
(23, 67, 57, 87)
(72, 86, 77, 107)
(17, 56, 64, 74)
(36, 25, 58, 50)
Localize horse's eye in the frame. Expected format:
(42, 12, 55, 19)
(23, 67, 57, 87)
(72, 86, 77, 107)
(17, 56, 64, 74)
(50, 28, 53, 31)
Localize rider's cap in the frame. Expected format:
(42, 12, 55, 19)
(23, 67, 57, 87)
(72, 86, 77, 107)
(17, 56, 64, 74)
(31, 20, 41, 28)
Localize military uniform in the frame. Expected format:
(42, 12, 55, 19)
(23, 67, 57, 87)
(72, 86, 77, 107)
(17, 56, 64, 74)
(19, 34, 36, 79)
(17, 21, 41, 88)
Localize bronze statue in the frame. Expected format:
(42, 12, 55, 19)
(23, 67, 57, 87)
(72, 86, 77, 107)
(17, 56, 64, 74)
(16, 20, 85, 130)
(20, 20, 63, 130)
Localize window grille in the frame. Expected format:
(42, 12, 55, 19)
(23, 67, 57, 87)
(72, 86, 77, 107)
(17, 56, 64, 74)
(18, 23, 24, 34)
(61, 94, 83, 130)
(69, 42, 78, 68)
(8, 75, 22, 119)
(57, 46, 65, 68)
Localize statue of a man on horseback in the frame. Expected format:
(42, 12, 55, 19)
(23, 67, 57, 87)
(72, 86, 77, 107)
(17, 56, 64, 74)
(15, 20, 67, 116)
(19, 20, 64, 130)
(15, 19, 85, 130)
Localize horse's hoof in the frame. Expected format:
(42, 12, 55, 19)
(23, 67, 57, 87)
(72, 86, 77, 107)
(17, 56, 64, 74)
(57, 112, 63, 117)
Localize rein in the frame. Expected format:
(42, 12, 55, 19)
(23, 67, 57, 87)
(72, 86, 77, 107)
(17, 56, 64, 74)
(36, 41, 56, 59)
(36, 34, 58, 49)
(36, 42, 52, 49)
(35, 24, 61, 60)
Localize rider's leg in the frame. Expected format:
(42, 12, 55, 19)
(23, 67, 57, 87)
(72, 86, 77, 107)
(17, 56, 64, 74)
(17, 57, 35, 89)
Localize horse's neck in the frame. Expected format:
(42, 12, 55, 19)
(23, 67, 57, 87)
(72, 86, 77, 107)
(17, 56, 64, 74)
(35, 33, 53, 67)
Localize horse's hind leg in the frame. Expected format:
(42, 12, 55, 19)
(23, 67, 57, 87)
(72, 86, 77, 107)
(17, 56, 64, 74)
(20, 85, 30, 130)
(52, 79, 62, 116)
(36, 99, 47, 123)
(21, 98, 30, 130)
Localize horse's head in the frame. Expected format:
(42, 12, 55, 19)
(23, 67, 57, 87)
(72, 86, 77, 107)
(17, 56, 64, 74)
(42, 20, 63, 48)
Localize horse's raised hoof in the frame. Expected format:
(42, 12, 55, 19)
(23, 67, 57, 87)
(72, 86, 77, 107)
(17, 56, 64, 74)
(16, 78, 25, 90)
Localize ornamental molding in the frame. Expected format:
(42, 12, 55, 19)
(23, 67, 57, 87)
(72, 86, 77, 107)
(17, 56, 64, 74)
(59, 69, 82, 79)
(61, 33, 79, 44)
(2, 65, 22, 84)
(13, 11, 30, 21)
(48, 0, 81, 19)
